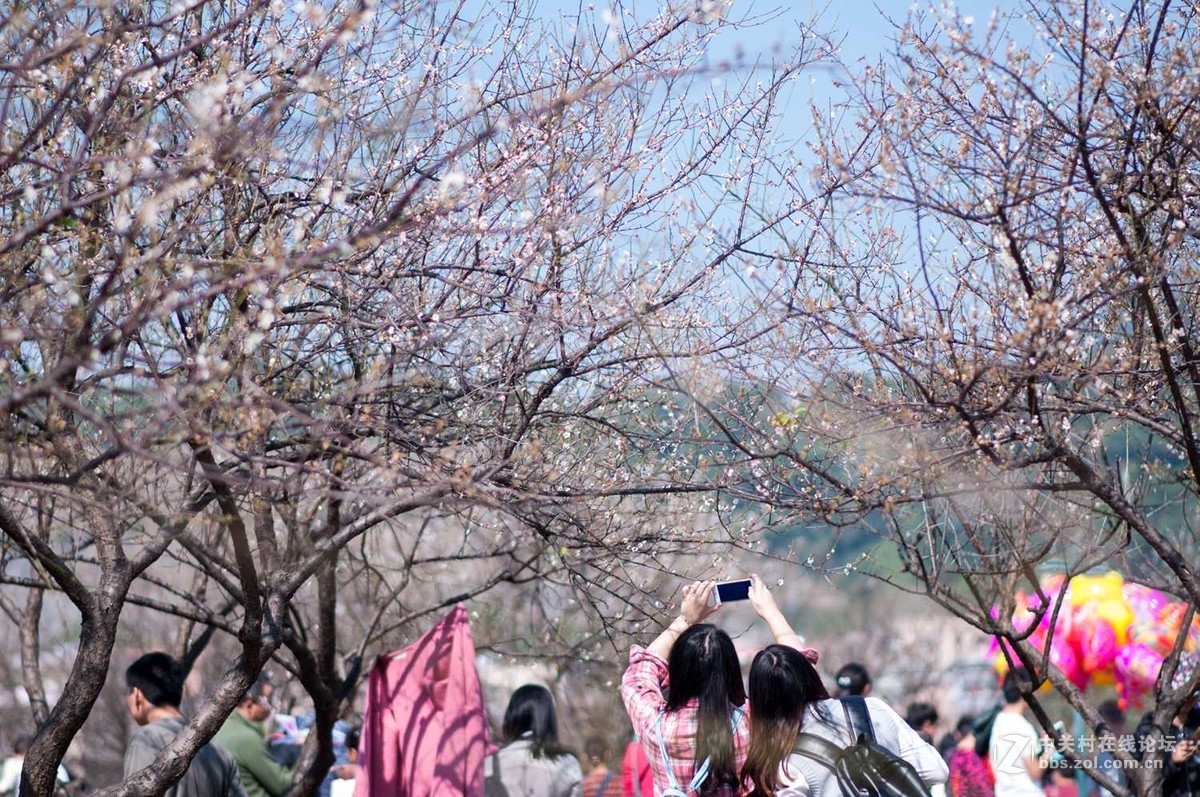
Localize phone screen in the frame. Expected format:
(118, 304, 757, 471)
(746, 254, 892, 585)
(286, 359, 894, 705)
(715, 579, 752, 603)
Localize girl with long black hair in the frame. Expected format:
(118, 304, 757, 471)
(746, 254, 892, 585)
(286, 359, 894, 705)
(484, 684, 583, 797)
(621, 577, 818, 797)
(740, 645, 946, 797)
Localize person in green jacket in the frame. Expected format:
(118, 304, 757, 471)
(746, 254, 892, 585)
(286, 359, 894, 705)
(214, 676, 293, 797)
(216, 676, 354, 797)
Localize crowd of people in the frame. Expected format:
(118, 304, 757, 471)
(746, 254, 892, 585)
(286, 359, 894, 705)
(121, 652, 359, 797)
(0, 653, 362, 797)
(1, 577, 1197, 797)
(481, 576, 1200, 797)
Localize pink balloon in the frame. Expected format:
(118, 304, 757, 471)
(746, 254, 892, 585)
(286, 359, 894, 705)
(1124, 584, 1171, 652)
(1114, 643, 1163, 702)
(1081, 620, 1119, 675)
(1041, 573, 1068, 599)
(1050, 638, 1088, 689)
(1066, 603, 1095, 649)
(1123, 584, 1169, 623)
(1013, 609, 1038, 635)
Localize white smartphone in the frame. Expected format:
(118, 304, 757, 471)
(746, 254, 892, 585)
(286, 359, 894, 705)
(710, 578, 753, 606)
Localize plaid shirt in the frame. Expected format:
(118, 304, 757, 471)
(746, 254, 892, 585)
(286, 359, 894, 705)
(620, 644, 819, 797)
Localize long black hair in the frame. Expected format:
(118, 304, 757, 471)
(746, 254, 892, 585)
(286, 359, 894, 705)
(665, 624, 746, 795)
(741, 645, 831, 797)
(502, 684, 572, 759)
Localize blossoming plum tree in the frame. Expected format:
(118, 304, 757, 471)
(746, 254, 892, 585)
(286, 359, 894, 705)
(0, 0, 831, 794)
(734, 4, 1200, 795)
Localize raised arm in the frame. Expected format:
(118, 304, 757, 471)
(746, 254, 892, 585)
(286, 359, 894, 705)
(748, 575, 819, 662)
(621, 581, 718, 739)
(646, 581, 717, 660)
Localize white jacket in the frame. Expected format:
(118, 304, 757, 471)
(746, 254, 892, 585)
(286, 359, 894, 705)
(776, 698, 949, 797)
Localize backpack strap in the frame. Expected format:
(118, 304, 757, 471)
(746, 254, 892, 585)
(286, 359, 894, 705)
(793, 732, 846, 771)
(840, 696, 877, 745)
(793, 699, 873, 768)
(654, 710, 688, 797)
(484, 751, 511, 797)
(653, 706, 746, 797)
(595, 770, 615, 797)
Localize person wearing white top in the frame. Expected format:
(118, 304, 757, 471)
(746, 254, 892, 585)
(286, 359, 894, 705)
(989, 669, 1054, 797)
(1, 736, 74, 797)
(741, 645, 948, 797)
(329, 727, 360, 797)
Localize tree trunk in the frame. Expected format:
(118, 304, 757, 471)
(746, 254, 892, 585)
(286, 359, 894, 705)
(21, 595, 124, 797)
(20, 587, 50, 727)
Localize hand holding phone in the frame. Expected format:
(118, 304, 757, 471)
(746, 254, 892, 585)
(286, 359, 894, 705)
(710, 578, 753, 607)
(680, 581, 719, 625)
(1171, 736, 1198, 764)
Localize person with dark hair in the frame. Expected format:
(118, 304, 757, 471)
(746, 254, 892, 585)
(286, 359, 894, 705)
(329, 727, 360, 797)
(0, 735, 79, 797)
(0, 736, 32, 797)
(214, 673, 293, 797)
(905, 703, 944, 797)
(621, 576, 818, 797)
(906, 703, 941, 745)
(343, 728, 360, 760)
(1086, 700, 1127, 797)
(123, 652, 247, 797)
(1135, 653, 1200, 797)
(1163, 702, 1200, 797)
(832, 663, 872, 698)
(740, 645, 946, 797)
(483, 684, 582, 797)
(988, 669, 1053, 797)
(581, 736, 623, 797)
(946, 717, 994, 797)
(939, 717, 976, 761)
(216, 673, 351, 797)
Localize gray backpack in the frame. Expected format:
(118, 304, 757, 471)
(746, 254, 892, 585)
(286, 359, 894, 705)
(793, 697, 933, 797)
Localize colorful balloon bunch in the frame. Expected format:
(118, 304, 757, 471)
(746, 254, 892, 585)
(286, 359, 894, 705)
(987, 571, 1200, 708)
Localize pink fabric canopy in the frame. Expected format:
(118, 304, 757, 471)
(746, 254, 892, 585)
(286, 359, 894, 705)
(355, 604, 493, 797)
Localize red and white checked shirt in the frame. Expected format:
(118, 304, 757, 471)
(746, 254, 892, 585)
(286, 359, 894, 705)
(620, 644, 820, 797)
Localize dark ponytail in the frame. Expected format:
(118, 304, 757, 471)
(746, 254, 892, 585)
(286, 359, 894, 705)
(741, 645, 831, 797)
(666, 624, 746, 795)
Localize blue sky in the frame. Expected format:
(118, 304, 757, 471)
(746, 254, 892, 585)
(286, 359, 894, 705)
(516, 0, 1012, 141)
(527, 1, 1005, 64)
(450, 0, 1023, 299)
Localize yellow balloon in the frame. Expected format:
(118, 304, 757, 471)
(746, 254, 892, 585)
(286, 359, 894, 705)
(1067, 575, 1098, 606)
(1094, 600, 1135, 646)
(1068, 572, 1125, 606)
